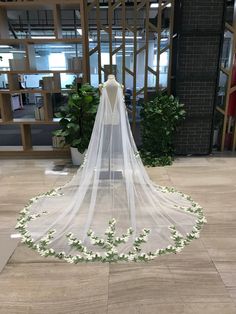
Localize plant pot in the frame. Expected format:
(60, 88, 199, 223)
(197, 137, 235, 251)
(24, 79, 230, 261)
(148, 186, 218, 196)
(70, 147, 86, 166)
(52, 136, 65, 149)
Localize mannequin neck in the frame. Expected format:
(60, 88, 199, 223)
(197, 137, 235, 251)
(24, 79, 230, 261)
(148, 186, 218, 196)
(108, 74, 116, 80)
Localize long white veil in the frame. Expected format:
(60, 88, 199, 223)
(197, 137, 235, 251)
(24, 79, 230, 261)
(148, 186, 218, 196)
(16, 84, 206, 263)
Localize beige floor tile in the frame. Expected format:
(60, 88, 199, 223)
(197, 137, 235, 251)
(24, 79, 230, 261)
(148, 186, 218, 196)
(108, 303, 185, 314)
(108, 263, 181, 306)
(182, 303, 236, 314)
(0, 263, 109, 314)
(1, 157, 236, 312)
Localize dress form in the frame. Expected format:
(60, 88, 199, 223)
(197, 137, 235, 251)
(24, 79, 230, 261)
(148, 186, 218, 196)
(99, 75, 123, 125)
(99, 74, 123, 110)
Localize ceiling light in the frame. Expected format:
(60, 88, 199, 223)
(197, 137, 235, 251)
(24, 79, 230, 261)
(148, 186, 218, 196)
(115, 44, 134, 48)
(9, 50, 25, 53)
(0, 45, 12, 48)
(114, 36, 142, 39)
(77, 28, 82, 35)
(47, 45, 73, 48)
(31, 36, 56, 39)
(150, 2, 171, 8)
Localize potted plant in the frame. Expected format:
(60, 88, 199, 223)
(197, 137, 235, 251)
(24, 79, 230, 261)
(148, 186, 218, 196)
(140, 93, 186, 166)
(53, 83, 99, 165)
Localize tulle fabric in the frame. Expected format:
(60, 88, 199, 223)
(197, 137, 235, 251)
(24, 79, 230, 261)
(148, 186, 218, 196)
(25, 85, 201, 255)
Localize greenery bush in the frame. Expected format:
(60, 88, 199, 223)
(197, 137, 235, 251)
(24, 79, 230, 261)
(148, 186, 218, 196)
(140, 93, 186, 166)
(53, 83, 99, 153)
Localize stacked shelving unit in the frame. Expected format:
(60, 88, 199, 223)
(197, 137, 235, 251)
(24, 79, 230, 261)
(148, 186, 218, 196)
(0, 0, 89, 157)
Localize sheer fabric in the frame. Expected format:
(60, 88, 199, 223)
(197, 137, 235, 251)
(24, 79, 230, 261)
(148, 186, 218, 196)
(16, 85, 205, 262)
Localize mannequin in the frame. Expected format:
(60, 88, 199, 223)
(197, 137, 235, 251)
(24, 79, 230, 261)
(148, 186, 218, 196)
(99, 74, 123, 110)
(99, 75, 124, 126)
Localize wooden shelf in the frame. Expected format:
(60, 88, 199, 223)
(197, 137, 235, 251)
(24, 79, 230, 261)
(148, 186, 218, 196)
(0, 0, 87, 158)
(0, 118, 60, 125)
(0, 89, 71, 94)
(0, 146, 70, 158)
(0, 70, 81, 74)
(0, 1, 81, 9)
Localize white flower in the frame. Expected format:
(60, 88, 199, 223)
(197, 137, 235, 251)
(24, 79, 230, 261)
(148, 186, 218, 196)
(128, 255, 134, 261)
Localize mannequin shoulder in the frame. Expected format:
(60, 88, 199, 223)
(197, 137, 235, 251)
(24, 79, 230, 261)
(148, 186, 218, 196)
(99, 84, 103, 93)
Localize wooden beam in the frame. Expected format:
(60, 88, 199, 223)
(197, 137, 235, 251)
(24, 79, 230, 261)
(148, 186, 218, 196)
(136, 45, 146, 55)
(112, 44, 123, 55)
(216, 106, 225, 115)
(125, 67, 134, 76)
(137, 0, 146, 11)
(89, 45, 98, 56)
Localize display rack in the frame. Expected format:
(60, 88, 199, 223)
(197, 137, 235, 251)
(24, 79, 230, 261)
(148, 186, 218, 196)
(0, 0, 88, 157)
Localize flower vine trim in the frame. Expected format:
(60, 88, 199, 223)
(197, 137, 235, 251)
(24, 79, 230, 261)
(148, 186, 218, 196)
(15, 186, 206, 263)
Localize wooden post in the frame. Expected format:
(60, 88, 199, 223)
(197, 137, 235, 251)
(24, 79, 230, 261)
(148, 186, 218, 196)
(53, 4, 62, 39)
(0, 7, 9, 39)
(80, 0, 90, 83)
(0, 94, 13, 122)
(21, 124, 32, 150)
(43, 94, 53, 121)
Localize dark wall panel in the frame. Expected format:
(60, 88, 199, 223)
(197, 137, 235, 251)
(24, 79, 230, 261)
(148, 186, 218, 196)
(173, 0, 225, 154)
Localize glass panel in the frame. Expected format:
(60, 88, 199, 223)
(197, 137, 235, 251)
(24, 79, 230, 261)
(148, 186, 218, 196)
(23, 73, 53, 89)
(61, 8, 81, 39)
(60, 73, 76, 89)
(217, 70, 228, 110)
(7, 9, 54, 39)
(136, 47, 145, 89)
(225, 0, 235, 26)
(0, 125, 21, 146)
(212, 110, 224, 150)
(31, 125, 61, 146)
(12, 94, 34, 119)
(221, 30, 233, 69)
(0, 44, 26, 71)
(148, 31, 157, 72)
(90, 51, 99, 87)
(0, 74, 8, 89)
(88, 5, 99, 86)
(33, 43, 82, 71)
(125, 69, 134, 91)
(161, 5, 171, 49)
(148, 72, 156, 88)
(159, 49, 169, 89)
(112, 53, 123, 84)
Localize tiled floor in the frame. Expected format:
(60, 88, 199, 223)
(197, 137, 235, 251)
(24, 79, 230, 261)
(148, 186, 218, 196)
(0, 157, 236, 314)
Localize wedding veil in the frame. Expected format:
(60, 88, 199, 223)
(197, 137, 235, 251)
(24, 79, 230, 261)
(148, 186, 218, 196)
(16, 83, 206, 263)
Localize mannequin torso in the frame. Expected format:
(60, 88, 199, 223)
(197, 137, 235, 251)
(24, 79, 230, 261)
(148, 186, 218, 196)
(99, 74, 123, 110)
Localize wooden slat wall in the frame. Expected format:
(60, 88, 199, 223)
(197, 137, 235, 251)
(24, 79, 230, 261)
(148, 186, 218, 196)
(85, 0, 174, 132)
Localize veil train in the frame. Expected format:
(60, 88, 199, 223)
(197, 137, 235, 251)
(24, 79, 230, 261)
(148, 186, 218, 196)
(16, 77, 206, 263)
